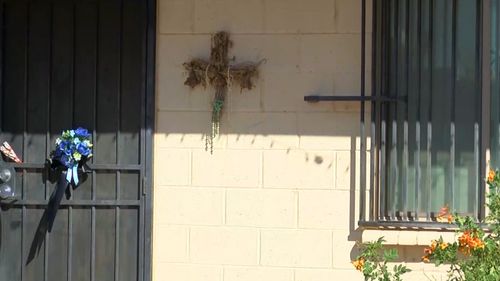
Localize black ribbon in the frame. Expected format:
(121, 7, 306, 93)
(26, 158, 90, 265)
(45, 158, 90, 232)
(46, 172, 69, 232)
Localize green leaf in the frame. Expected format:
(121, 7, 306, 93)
(383, 249, 398, 261)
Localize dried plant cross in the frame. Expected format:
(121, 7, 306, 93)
(183, 31, 263, 153)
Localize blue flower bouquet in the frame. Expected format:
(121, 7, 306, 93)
(50, 127, 93, 186)
(45, 127, 93, 232)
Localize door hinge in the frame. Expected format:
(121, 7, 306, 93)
(142, 176, 147, 196)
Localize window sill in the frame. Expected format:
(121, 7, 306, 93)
(361, 229, 457, 246)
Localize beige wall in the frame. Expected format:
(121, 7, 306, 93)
(153, 0, 446, 280)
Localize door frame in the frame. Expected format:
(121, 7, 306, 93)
(143, 0, 156, 280)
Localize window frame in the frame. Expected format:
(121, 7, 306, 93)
(358, 0, 492, 229)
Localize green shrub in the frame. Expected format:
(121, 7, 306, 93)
(421, 169, 500, 281)
(352, 237, 410, 281)
(354, 169, 500, 281)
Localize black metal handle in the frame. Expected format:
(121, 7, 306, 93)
(303, 95, 402, 103)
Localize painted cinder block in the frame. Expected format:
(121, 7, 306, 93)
(227, 84, 262, 112)
(398, 230, 418, 246)
(193, 0, 265, 33)
(226, 112, 299, 149)
(260, 229, 333, 268)
(229, 34, 301, 75)
(298, 112, 364, 150)
(263, 70, 337, 112)
(300, 34, 361, 74)
(226, 189, 297, 227)
(190, 227, 259, 265)
(223, 266, 293, 281)
(225, 35, 299, 112)
(152, 0, 449, 279)
(402, 270, 447, 281)
(157, 34, 211, 72)
(333, 71, 362, 96)
(158, 0, 195, 34)
(336, 150, 354, 190)
(295, 268, 363, 281)
(261, 70, 369, 113)
(336, 150, 371, 190)
(154, 187, 224, 225)
(417, 231, 456, 246)
(335, 0, 373, 33)
(153, 225, 189, 263)
(362, 230, 400, 245)
(154, 263, 222, 281)
(156, 69, 213, 112)
(192, 149, 261, 187)
(332, 229, 360, 269)
(298, 190, 351, 229)
(264, 0, 336, 33)
(155, 111, 227, 149)
(155, 148, 191, 186)
(263, 149, 335, 189)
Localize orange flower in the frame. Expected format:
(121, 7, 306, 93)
(430, 240, 438, 251)
(476, 239, 485, 249)
(424, 247, 433, 255)
(352, 258, 365, 271)
(458, 231, 471, 245)
(423, 240, 440, 258)
(459, 246, 470, 256)
(447, 214, 454, 224)
(437, 205, 453, 223)
(488, 169, 496, 184)
(421, 255, 430, 263)
(458, 231, 472, 255)
(471, 237, 485, 250)
(458, 231, 484, 254)
(459, 245, 470, 255)
(437, 205, 449, 217)
(440, 242, 449, 250)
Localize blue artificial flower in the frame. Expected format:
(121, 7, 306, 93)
(54, 147, 63, 158)
(58, 141, 72, 156)
(59, 154, 74, 168)
(52, 127, 93, 169)
(74, 127, 91, 139)
(58, 140, 69, 151)
(76, 142, 91, 156)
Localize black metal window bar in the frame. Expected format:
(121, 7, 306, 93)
(305, 0, 494, 228)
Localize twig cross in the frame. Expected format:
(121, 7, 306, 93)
(183, 31, 262, 153)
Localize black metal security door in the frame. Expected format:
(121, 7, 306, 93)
(0, 0, 155, 281)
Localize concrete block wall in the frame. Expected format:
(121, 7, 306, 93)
(153, 0, 447, 280)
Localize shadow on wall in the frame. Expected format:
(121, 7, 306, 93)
(155, 93, 371, 264)
(161, 98, 466, 278)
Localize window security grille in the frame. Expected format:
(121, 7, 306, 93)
(374, 0, 484, 226)
(305, 0, 495, 228)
